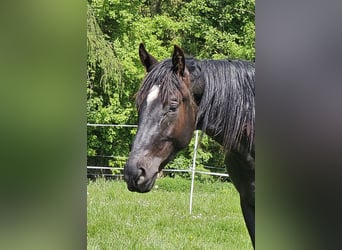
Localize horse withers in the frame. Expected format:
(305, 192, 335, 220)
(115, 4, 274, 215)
(124, 44, 255, 248)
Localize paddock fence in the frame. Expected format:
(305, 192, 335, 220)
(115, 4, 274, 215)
(87, 123, 229, 179)
(87, 123, 230, 213)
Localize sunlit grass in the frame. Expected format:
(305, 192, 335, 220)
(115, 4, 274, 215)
(87, 177, 252, 249)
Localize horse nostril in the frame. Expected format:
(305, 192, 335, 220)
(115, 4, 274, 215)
(137, 176, 145, 185)
(136, 168, 146, 185)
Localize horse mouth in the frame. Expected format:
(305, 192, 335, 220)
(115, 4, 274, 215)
(125, 171, 158, 193)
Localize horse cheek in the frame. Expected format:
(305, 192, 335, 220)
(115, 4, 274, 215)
(177, 105, 195, 148)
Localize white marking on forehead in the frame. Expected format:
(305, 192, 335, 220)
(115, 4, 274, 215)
(146, 85, 160, 105)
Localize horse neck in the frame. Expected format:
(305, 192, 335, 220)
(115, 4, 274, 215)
(195, 119, 224, 146)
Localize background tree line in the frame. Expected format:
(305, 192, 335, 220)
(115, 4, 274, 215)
(87, 0, 255, 180)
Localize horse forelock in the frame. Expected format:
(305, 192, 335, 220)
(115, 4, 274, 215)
(136, 59, 190, 110)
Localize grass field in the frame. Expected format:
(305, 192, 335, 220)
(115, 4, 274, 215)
(87, 177, 252, 250)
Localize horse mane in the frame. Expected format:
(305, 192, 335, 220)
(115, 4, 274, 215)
(192, 59, 255, 153)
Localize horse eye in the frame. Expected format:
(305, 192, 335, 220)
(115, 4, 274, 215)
(169, 101, 178, 112)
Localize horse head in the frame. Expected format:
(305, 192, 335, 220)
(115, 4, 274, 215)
(124, 44, 197, 192)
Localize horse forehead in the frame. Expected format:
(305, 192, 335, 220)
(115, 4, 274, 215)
(146, 85, 160, 105)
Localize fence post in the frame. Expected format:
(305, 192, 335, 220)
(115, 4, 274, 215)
(189, 130, 199, 214)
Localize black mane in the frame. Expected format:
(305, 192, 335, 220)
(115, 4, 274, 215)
(192, 59, 255, 153)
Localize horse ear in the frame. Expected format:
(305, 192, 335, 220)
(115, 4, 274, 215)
(139, 43, 158, 72)
(172, 45, 185, 76)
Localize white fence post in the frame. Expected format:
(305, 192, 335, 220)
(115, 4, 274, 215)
(189, 130, 199, 214)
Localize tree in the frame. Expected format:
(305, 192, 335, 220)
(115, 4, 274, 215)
(87, 2, 135, 169)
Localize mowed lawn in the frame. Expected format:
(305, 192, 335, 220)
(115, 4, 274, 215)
(87, 177, 252, 250)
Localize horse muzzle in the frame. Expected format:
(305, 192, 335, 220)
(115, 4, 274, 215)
(123, 163, 158, 193)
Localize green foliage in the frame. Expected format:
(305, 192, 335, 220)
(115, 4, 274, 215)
(87, 0, 255, 173)
(178, 0, 255, 59)
(87, 3, 122, 95)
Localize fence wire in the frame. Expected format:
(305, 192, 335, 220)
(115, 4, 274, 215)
(87, 123, 229, 213)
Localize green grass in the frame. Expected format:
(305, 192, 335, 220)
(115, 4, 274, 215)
(87, 177, 252, 250)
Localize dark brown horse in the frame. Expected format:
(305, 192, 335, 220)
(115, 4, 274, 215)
(124, 44, 255, 248)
